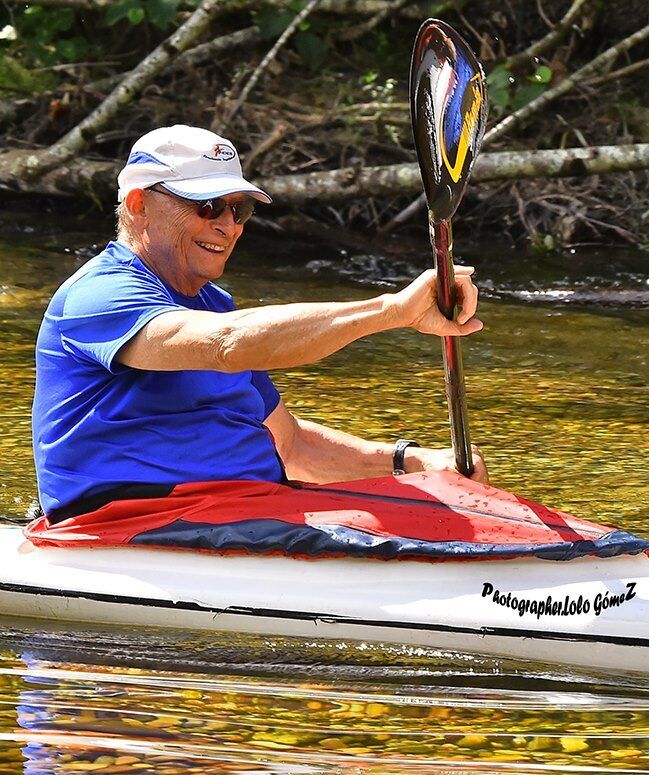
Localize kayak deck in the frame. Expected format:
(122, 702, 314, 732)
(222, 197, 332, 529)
(1, 525, 647, 673)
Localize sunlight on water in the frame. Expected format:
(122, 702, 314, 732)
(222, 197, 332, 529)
(0, 623, 648, 773)
(0, 216, 647, 772)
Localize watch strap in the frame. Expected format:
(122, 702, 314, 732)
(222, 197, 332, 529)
(392, 439, 420, 475)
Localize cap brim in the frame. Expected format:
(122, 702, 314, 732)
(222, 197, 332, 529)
(162, 174, 272, 204)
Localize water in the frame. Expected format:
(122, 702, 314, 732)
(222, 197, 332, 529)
(0, 211, 647, 772)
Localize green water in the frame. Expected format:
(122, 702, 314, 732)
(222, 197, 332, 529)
(0, 214, 647, 772)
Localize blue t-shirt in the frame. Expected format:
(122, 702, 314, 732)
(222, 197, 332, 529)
(33, 240, 283, 516)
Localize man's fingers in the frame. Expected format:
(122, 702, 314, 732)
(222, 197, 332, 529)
(454, 265, 475, 275)
(439, 317, 484, 336)
(455, 275, 479, 323)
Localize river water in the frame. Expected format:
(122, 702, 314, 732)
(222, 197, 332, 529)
(0, 211, 647, 772)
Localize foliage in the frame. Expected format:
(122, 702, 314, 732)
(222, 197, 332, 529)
(255, 2, 328, 72)
(1, 6, 88, 67)
(360, 71, 397, 101)
(105, 0, 183, 30)
(0, 55, 55, 94)
(487, 64, 553, 116)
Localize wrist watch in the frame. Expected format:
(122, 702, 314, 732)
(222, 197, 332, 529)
(392, 439, 420, 475)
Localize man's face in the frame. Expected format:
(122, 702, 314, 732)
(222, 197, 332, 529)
(142, 189, 249, 289)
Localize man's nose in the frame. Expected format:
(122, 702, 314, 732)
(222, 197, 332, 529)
(211, 205, 238, 234)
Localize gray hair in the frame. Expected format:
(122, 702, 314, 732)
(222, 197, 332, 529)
(115, 200, 137, 242)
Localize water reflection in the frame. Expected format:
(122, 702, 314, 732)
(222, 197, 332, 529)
(0, 621, 648, 773)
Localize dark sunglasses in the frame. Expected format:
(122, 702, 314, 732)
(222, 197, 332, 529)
(148, 187, 255, 224)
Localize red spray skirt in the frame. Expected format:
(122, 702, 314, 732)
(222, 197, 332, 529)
(24, 471, 649, 562)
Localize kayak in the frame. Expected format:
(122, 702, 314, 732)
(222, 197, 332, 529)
(1, 471, 648, 673)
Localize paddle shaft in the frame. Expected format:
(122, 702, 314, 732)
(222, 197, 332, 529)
(429, 216, 474, 477)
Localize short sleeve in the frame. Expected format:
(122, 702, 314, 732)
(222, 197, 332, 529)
(58, 266, 183, 372)
(250, 370, 281, 419)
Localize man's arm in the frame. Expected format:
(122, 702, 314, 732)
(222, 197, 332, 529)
(265, 400, 489, 484)
(116, 267, 481, 372)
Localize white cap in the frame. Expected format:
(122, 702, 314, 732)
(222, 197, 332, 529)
(117, 125, 272, 204)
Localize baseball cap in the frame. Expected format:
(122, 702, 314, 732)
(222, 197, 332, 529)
(117, 125, 272, 204)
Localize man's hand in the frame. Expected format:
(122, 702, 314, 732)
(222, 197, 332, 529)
(389, 267, 483, 337)
(406, 444, 489, 484)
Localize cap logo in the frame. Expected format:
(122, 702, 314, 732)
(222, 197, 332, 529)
(203, 144, 236, 162)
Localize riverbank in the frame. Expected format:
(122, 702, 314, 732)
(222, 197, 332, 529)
(0, 0, 648, 247)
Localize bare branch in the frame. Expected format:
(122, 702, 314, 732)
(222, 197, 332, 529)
(340, 0, 410, 42)
(586, 57, 649, 85)
(4, 144, 646, 204)
(218, 0, 323, 133)
(504, 0, 593, 70)
(13, 0, 228, 180)
(1, 0, 425, 16)
(258, 143, 649, 204)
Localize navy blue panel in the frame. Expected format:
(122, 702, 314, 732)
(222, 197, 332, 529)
(129, 520, 649, 561)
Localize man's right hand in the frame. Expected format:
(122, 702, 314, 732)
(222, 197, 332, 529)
(404, 444, 490, 484)
(388, 267, 483, 337)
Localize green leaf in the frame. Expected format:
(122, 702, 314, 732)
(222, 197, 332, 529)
(50, 8, 75, 33)
(511, 82, 546, 111)
(105, 0, 141, 27)
(128, 6, 146, 24)
(487, 65, 512, 115)
(530, 65, 553, 84)
(489, 85, 510, 115)
(294, 30, 327, 72)
(254, 7, 294, 39)
(144, 0, 181, 30)
(487, 64, 512, 90)
(55, 36, 88, 62)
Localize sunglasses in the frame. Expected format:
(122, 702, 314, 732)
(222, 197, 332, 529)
(149, 187, 255, 224)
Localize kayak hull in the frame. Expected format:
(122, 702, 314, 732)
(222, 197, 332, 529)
(1, 526, 648, 672)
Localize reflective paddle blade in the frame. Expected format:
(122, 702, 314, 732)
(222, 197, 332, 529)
(410, 18, 488, 222)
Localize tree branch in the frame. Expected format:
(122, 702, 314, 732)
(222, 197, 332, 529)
(585, 57, 649, 85)
(218, 0, 323, 133)
(504, 0, 592, 70)
(258, 144, 649, 203)
(2, 144, 646, 204)
(2, 0, 426, 16)
(339, 0, 411, 42)
(485, 23, 649, 146)
(12, 0, 227, 180)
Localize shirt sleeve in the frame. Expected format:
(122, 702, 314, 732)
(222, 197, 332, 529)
(250, 370, 281, 419)
(58, 265, 183, 373)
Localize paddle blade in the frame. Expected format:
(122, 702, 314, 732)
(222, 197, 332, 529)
(410, 18, 488, 222)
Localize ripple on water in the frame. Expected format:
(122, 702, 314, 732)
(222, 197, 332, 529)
(0, 623, 647, 773)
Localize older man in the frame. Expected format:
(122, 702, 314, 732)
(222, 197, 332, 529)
(33, 124, 486, 524)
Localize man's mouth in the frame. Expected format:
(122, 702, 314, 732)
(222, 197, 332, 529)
(196, 241, 226, 254)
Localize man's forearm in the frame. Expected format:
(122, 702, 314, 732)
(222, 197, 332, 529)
(281, 417, 400, 483)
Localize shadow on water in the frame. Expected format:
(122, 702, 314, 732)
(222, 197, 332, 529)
(0, 213, 648, 772)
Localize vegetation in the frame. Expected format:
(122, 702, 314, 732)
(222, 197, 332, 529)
(0, 0, 647, 248)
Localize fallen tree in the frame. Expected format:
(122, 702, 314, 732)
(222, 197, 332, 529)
(1, 143, 646, 205)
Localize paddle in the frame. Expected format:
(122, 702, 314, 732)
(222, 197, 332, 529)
(409, 19, 488, 477)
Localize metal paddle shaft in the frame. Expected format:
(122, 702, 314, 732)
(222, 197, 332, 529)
(409, 19, 488, 477)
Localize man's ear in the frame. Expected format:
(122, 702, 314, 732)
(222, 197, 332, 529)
(125, 189, 145, 216)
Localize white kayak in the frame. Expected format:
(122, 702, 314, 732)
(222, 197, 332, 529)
(1, 524, 647, 673)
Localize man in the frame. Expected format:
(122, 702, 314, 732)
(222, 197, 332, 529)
(32, 124, 487, 525)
